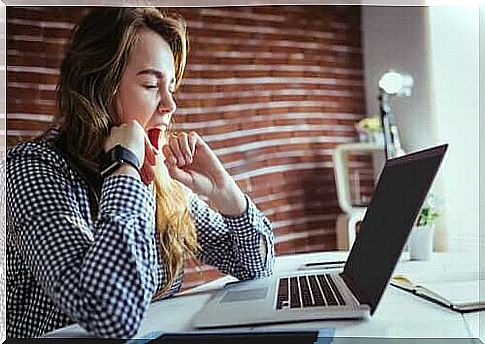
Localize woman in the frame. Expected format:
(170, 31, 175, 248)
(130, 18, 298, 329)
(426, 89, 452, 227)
(7, 8, 274, 339)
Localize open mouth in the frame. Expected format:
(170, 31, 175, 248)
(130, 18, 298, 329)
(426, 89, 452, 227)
(147, 128, 162, 151)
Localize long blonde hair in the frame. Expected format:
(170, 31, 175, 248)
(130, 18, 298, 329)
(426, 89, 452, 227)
(54, 7, 199, 299)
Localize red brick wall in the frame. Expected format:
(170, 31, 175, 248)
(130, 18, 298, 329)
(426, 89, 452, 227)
(7, 6, 371, 289)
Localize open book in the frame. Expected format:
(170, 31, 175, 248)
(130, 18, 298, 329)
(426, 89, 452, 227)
(390, 274, 485, 313)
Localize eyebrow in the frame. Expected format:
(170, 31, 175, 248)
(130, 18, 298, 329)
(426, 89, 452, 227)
(136, 68, 175, 85)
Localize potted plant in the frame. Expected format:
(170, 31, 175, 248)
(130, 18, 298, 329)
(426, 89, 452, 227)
(355, 116, 384, 144)
(408, 194, 440, 261)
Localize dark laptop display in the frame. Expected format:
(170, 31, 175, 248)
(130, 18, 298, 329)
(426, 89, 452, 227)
(192, 144, 448, 329)
(342, 144, 448, 314)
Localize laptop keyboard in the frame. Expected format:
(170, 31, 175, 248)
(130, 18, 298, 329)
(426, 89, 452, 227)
(276, 274, 347, 310)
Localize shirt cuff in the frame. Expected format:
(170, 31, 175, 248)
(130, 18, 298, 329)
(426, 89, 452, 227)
(221, 194, 257, 229)
(223, 195, 274, 276)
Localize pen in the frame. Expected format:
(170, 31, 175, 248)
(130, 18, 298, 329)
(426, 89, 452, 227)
(298, 260, 346, 271)
(319, 266, 344, 271)
(303, 260, 346, 267)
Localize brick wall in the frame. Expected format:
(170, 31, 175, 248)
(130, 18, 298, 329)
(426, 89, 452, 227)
(7, 6, 372, 289)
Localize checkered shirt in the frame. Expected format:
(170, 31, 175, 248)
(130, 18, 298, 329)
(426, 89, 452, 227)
(6, 139, 275, 339)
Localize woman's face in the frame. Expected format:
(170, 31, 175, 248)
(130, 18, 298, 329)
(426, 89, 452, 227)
(114, 28, 177, 148)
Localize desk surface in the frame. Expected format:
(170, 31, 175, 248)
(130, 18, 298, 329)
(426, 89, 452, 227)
(46, 251, 483, 340)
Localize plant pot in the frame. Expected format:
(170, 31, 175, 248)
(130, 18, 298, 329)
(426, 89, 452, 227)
(408, 224, 435, 261)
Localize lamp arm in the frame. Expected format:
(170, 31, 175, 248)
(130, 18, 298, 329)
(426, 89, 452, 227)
(378, 90, 394, 160)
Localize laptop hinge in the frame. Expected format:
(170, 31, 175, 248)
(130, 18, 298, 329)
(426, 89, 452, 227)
(339, 272, 371, 309)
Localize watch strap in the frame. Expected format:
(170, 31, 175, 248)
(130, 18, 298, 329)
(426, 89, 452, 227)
(100, 144, 141, 178)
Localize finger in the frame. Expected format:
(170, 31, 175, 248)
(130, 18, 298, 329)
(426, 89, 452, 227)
(162, 144, 177, 165)
(131, 119, 144, 132)
(129, 119, 148, 145)
(188, 131, 198, 156)
(169, 133, 186, 166)
(165, 161, 193, 188)
(178, 132, 193, 164)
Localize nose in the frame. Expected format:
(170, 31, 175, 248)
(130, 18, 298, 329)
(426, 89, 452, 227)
(158, 88, 177, 121)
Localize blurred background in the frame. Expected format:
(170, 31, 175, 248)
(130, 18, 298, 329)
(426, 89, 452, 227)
(5, 5, 479, 290)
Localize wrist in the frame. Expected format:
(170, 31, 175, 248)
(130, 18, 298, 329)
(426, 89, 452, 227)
(100, 144, 141, 179)
(211, 184, 247, 217)
(110, 164, 141, 181)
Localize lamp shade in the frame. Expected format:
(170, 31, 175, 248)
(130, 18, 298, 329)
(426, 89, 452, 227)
(378, 71, 414, 96)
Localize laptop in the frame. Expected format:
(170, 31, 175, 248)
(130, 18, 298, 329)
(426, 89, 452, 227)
(192, 144, 448, 328)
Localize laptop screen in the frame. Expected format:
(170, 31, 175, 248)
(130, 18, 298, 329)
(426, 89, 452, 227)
(341, 144, 447, 314)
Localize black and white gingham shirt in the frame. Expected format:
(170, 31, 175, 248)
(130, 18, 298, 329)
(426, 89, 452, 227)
(6, 137, 275, 339)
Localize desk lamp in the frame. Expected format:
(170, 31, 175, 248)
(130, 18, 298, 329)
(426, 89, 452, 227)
(378, 70, 414, 159)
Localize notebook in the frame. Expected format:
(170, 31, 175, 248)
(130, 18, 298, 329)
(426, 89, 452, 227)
(391, 274, 485, 313)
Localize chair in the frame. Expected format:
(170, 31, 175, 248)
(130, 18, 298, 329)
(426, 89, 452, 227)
(333, 142, 385, 249)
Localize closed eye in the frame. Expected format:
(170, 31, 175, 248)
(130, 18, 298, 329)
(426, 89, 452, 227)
(144, 85, 158, 89)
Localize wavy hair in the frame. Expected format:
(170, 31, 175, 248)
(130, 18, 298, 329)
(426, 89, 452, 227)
(54, 7, 199, 300)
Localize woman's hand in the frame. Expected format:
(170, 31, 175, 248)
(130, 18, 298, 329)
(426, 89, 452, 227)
(162, 131, 247, 216)
(103, 120, 156, 183)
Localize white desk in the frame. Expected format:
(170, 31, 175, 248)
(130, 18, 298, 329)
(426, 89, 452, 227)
(45, 251, 483, 341)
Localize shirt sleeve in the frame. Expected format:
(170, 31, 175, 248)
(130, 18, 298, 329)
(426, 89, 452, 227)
(7, 147, 157, 338)
(189, 194, 275, 280)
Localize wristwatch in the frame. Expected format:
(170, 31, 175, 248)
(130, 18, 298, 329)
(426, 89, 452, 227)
(100, 144, 141, 178)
